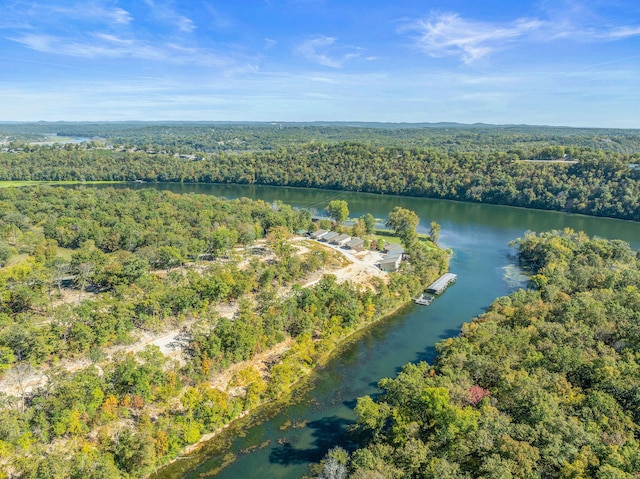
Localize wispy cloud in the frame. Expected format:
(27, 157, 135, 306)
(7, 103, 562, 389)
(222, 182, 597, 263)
(79, 5, 132, 25)
(7, 31, 248, 71)
(295, 35, 359, 68)
(401, 12, 543, 64)
(92, 33, 133, 46)
(144, 0, 196, 33)
(202, 2, 235, 29)
(1, 0, 252, 71)
(10, 33, 164, 60)
(29, 2, 132, 26)
(603, 25, 640, 39)
(402, 9, 640, 64)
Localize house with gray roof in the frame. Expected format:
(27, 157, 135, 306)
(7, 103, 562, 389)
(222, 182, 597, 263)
(321, 231, 340, 242)
(379, 255, 402, 272)
(346, 237, 365, 251)
(310, 229, 329, 240)
(331, 234, 352, 246)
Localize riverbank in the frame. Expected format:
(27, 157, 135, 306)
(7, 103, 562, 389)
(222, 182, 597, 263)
(150, 236, 447, 478)
(151, 287, 420, 478)
(5, 181, 639, 479)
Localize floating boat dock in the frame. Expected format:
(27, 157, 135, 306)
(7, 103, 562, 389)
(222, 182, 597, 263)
(414, 294, 434, 306)
(426, 272, 457, 295)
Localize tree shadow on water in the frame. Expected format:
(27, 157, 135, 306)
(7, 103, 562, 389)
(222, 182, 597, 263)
(439, 327, 462, 341)
(410, 327, 461, 365)
(411, 344, 437, 365)
(342, 385, 383, 411)
(268, 415, 356, 466)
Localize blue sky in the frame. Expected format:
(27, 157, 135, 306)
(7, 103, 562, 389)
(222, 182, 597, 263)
(1, 0, 639, 127)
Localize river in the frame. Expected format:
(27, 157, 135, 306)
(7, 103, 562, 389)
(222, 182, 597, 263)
(124, 183, 640, 479)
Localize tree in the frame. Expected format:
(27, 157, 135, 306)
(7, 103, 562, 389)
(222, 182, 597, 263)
(208, 226, 238, 258)
(429, 221, 441, 245)
(351, 218, 367, 239)
(156, 245, 183, 272)
(266, 225, 292, 257)
(71, 240, 106, 303)
(362, 213, 376, 235)
(386, 207, 419, 248)
(0, 240, 14, 266)
(50, 258, 70, 298)
(326, 200, 349, 225)
(75, 262, 95, 305)
(317, 447, 349, 479)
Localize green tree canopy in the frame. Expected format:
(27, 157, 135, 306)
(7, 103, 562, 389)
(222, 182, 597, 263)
(326, 200, 349, 224)
(386, 207, 419, 247)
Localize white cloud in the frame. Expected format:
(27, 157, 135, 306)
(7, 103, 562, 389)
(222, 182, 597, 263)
(7, 32, 248, 70)
(402, 12, 544, 64)
(604, 25, 640, 39)
(10, 33, 163, 59)
(92, 33, 133, 45)
(202, 2, 235, 29)
(2, 1, 247, 70)
(101, 7, 132, 25)
(295, 35, 359, 68)
(42, 3, 132, 25)
(144, 0, 196, 33)
(306, 76, 340, 84)
(402, 9, 640, 64)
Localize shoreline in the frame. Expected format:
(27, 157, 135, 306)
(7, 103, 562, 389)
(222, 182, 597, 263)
(150, 295, 415, 478)
(4, 180, 640, 225)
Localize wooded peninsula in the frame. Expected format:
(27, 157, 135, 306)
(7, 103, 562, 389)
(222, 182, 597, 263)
(0, 184, 447, 477)
(314, 230, 640, 479)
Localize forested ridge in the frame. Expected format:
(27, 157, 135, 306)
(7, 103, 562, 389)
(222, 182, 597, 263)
(313, 230, 640, 479)
(3, 122, 640, 154)
(0, 186, 448, 478)
(1, 123, 640, 220)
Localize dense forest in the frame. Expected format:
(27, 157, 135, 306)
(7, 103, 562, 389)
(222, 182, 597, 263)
(2, 122, 640, 154)
(1, 123, 639, 220)
(2, 123, 640, 478)
(312, 230, 640, 479)
(0, 186, 448, 478)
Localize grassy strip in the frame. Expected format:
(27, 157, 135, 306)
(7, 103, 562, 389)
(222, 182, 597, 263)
(4, 247, 74, 268)
(374, 228, 433, 247)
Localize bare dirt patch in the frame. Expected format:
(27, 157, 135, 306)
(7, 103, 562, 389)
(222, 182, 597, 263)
(297, 238, 386, 288)
(209, 337, 295, 393)
(0, 237, 387, 397)
(51, 287, 98, 308)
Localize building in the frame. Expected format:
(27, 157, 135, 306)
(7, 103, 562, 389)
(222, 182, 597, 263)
(385, 251, 403, 262)
(379, 255, 402, 272)
(331, 234, 352, 246)
(310, 229, 329, 240)
(384, 243, 405, 254)
(346, 237, 365, 251)
(321, 231, 340, 242)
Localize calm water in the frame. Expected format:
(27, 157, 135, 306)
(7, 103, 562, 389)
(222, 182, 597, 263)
(126, 183, 640, 479)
